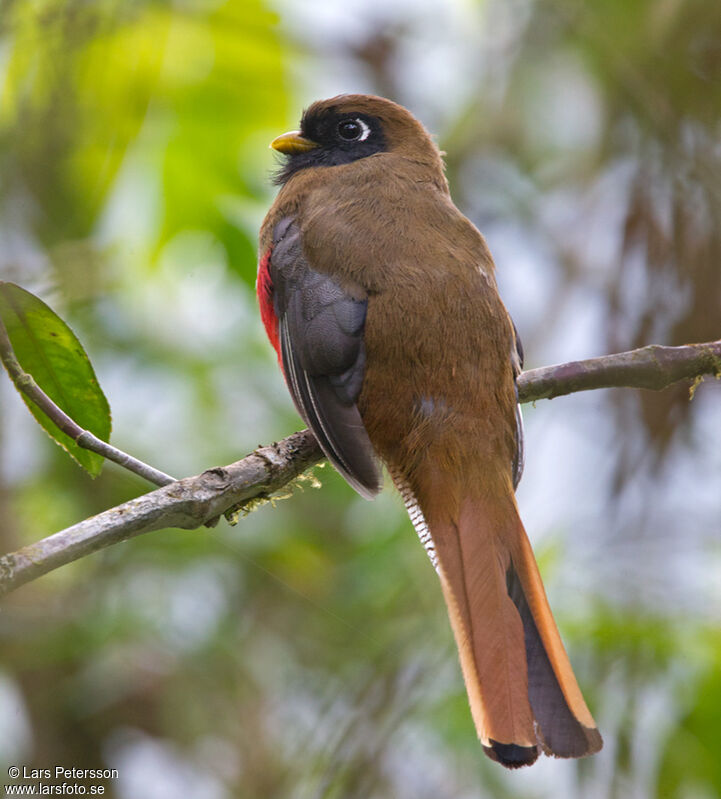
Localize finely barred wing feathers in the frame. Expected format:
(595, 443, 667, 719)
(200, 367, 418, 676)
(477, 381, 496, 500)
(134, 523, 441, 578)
(271, 217, 382, 499)
(510, 319, 525, 489)
(512, 400, 525, 490)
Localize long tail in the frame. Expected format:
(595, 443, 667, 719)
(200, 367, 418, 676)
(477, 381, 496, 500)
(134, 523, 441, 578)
(395, 470, 602, 768)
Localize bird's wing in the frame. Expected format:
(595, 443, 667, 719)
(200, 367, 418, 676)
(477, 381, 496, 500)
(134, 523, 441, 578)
(269, 216, 382, 499)
(510, 319, 525, 490)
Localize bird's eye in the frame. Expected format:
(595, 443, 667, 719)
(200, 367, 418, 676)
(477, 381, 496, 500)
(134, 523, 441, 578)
(337, 118, 371, 142)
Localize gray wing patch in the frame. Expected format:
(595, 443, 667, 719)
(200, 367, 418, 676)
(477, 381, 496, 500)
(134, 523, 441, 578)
(271, 217, 382, 499)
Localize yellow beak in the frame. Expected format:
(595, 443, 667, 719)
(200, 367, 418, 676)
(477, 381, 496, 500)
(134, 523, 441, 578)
(270, 130, 318, 154)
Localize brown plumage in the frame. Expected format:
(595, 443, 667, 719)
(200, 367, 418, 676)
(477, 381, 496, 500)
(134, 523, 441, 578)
(258, 94, 602, 767)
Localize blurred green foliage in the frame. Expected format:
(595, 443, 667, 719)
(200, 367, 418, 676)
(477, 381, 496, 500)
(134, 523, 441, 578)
(0, 281, 110, 474)
(1, 1, 720, 798)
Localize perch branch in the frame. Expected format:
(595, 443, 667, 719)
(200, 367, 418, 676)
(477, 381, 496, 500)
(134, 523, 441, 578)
(1, 338, 719, 597)
(0, 431, 323, 597)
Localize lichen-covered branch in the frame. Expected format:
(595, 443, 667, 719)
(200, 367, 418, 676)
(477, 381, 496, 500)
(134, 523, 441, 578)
(0, 431, 323, 597)
(1, 338, 719, 598)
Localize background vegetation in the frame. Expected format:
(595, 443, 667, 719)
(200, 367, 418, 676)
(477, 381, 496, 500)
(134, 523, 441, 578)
(1, 1, 720, 797)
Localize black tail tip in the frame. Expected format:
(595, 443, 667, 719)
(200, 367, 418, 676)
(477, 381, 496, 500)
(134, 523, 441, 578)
(484, 740, 539, 769)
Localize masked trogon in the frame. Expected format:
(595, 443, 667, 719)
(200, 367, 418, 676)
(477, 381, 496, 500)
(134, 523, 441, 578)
(257, 94, 602, 768)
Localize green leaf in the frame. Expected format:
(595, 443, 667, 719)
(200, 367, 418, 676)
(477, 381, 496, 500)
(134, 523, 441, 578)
(0, 282, 111, 476)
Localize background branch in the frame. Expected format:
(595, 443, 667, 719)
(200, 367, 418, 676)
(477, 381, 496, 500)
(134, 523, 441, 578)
(517, 340, 721, 401)
(1, 338, 719, 598)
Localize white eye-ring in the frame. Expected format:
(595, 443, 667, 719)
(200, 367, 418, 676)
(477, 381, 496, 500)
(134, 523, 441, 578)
(337, 118, 371, 142)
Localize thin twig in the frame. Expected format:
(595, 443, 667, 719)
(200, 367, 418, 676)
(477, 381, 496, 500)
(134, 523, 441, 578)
(1, 338, 719, 598)
(0, 318, 175, 487)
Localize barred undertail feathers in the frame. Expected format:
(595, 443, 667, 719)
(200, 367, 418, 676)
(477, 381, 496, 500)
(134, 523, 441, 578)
(389, 467, 439, 571)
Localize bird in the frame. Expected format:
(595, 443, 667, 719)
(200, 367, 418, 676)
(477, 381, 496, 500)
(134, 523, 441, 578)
(257, 94, 602, 768)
